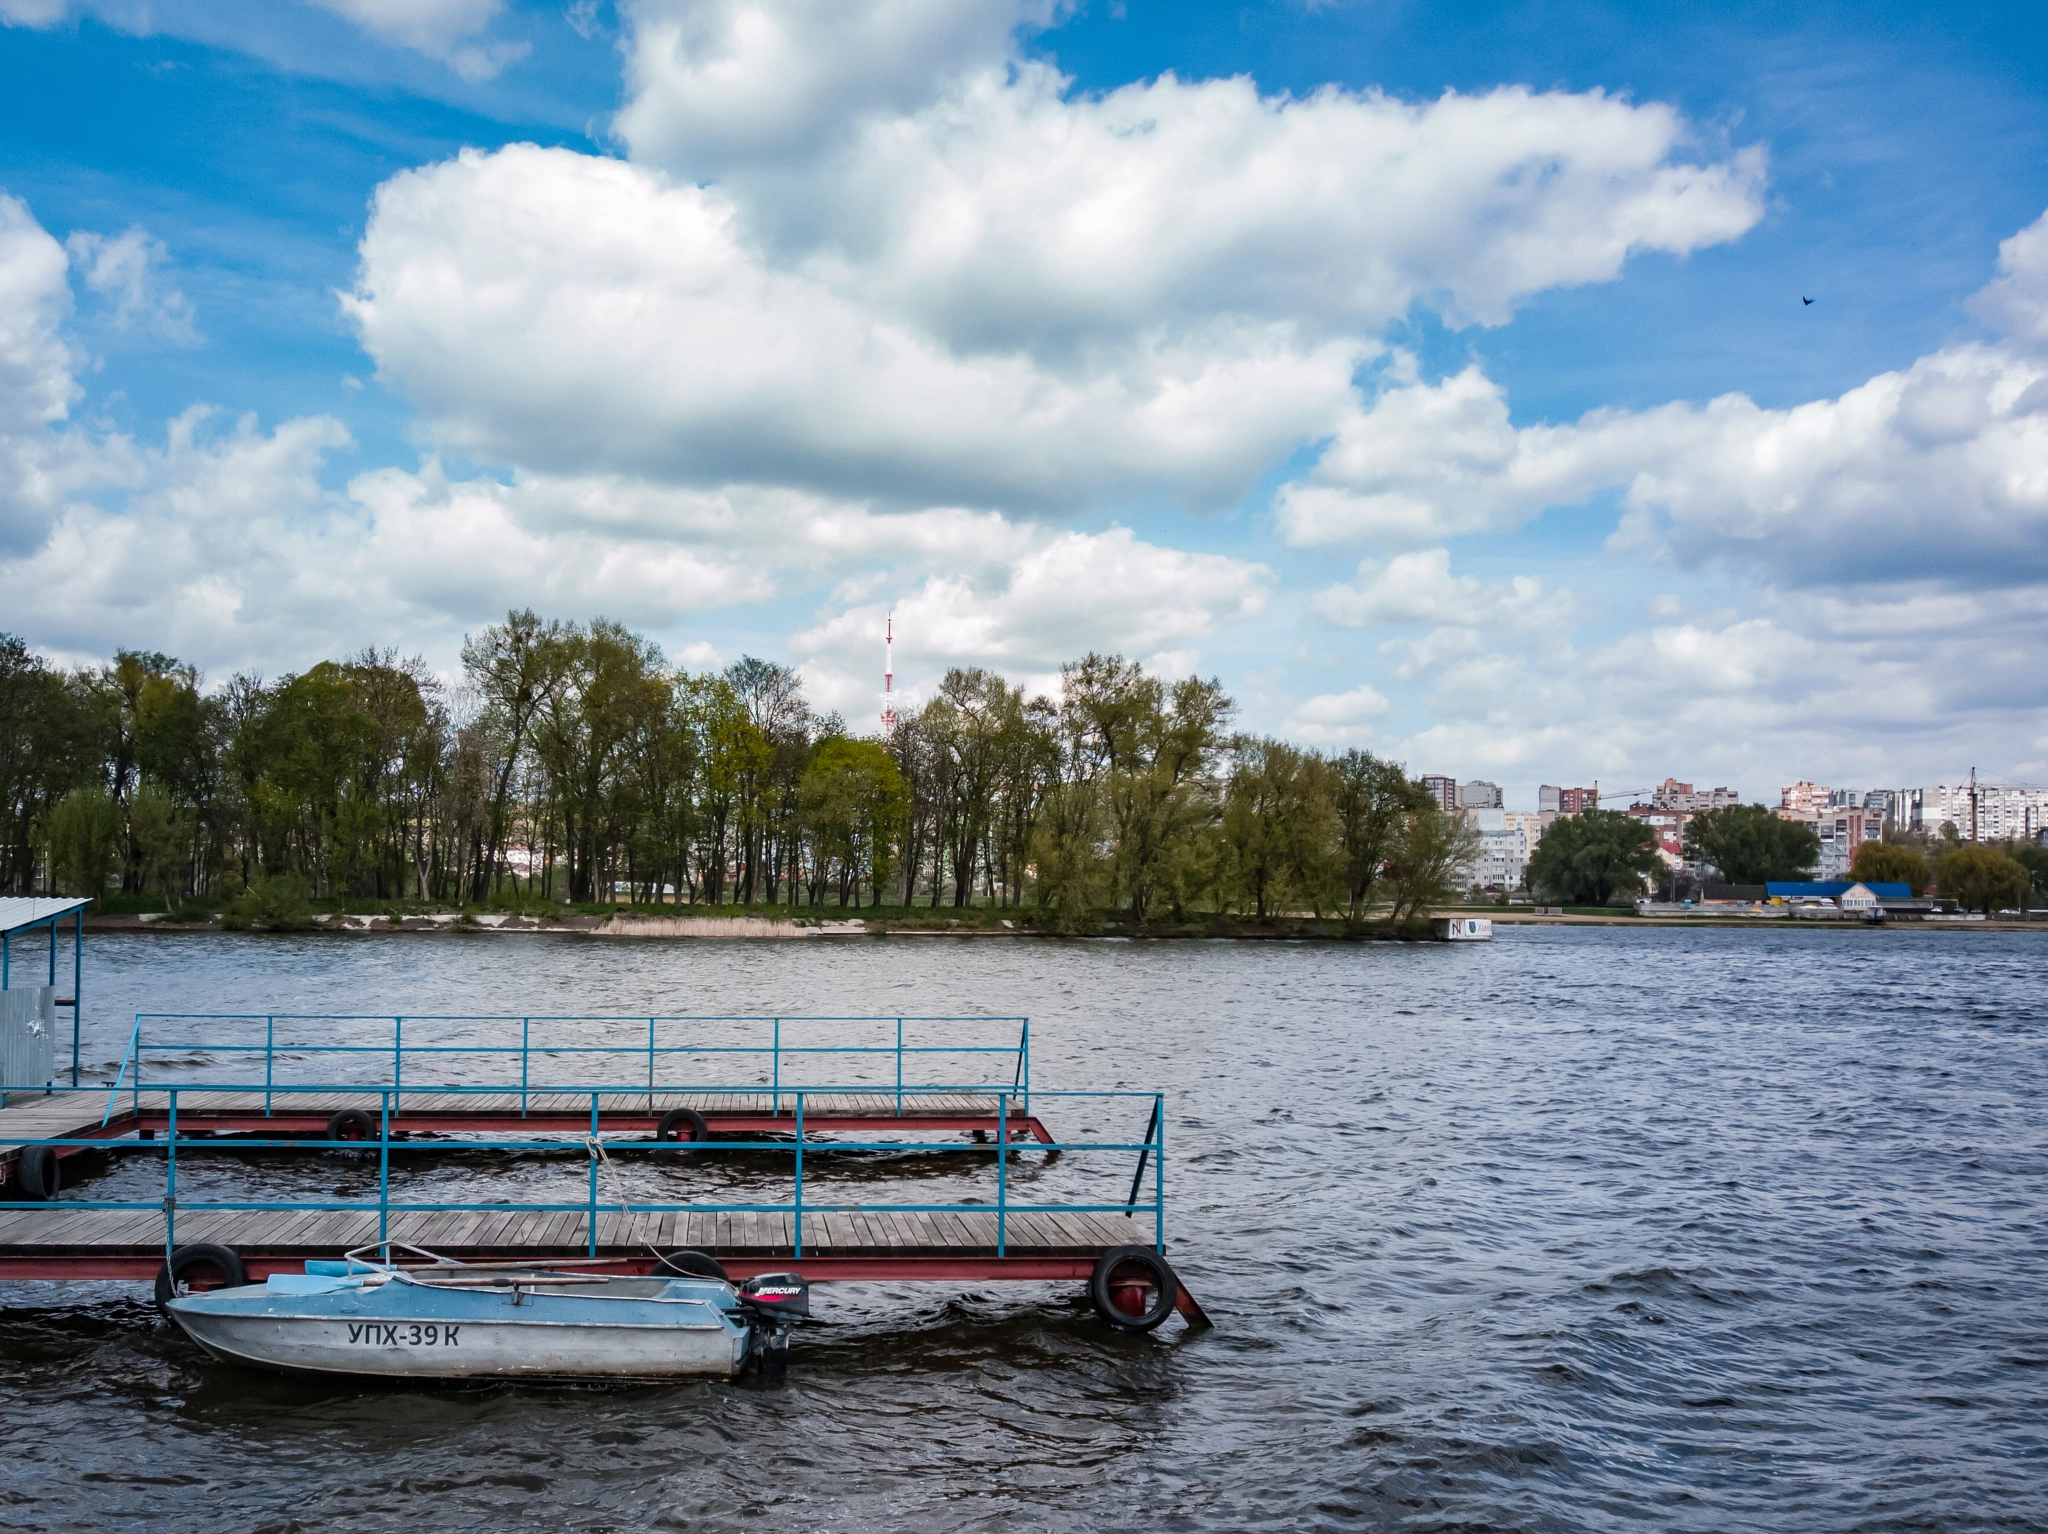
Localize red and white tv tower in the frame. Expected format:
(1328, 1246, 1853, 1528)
(879, 613, 897, 734)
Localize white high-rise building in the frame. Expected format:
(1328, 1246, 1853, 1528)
(1901, 784, 2048, 842)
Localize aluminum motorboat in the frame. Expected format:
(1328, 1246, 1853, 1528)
(162, 1246, 810, 1382)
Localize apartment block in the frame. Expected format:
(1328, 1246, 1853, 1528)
(1816, 804, 1884, 878)
(1539, 784, 1598, 815)
(1457, 780, 1504, 810)
(1778, 781, 1831, 822)
(1461, 808, 1543, 891)
(1420, 775, 1457, 814)
(1649, 779, 1740, 813)
(1900, 785, 2048, 842)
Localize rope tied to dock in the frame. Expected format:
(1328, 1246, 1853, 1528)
(585, 1134, 669, 1269)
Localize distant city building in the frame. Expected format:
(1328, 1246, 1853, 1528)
(1457, 780, 1503, 810)
(1650, 779, 1740, 813)
(1420, 775, 1458, 814)
(1778, 781, 1831, 822)
(1539, 785, 1598, 815)
(1461, 808, 1540, 891)
(1815, 804, 1884, 878)
(1898, 784, 2048, 842)
(1624, 802, 1689, 867)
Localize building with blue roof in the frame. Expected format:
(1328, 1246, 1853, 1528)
(1766, 881, 1913, 905)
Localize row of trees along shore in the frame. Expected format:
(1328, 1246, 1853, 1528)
(0, 617, 1479, 929)
(1525, 803, 2043, 912)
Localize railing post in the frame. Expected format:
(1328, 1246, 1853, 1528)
(1125, 1096, 1161, 1214)
(772, 1018, 781, 1115)
(1017, 1019, 1029, 1123)
(647, 1016, 657, 1111)
(165, 1089, 177, 1258)
(520, 1017, 530, 1118)
(264, 1015, 274, 1116)
(895, 1016, 903, 1118)
(70, 910, 82, 1087)
(793, 1091, 804, 1260)
(1154, 1094, 1165, 1253)
(588, 1092, 600, 1257)
(996, 1090, 1008, 1257)
(378, 1090, 391, 1245)
(393, 1016, 403, 1109)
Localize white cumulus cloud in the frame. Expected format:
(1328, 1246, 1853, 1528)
(793, 526, 1270, 717)
(1283, 682, 1391, 746)
(65, 227, 200, 343)
(306, 0, 528, 79)
(345, 144, 1363, 513)
(1312, 547, 1576, 631)
(1279, 212, 2048, 592)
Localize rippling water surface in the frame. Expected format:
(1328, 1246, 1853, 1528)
(3, 926, 2045, 1531)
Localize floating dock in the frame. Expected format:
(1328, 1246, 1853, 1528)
(0, 1013, 1207, 1332)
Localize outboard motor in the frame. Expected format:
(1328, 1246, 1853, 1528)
(737, 1272, 810, 1322)
(737, 1273, 810, 1376)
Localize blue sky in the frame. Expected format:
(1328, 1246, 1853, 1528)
(3, 0, 2046, 805)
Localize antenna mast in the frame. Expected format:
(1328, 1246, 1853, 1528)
(880, 613, 897, 735)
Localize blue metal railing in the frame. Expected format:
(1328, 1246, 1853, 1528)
(1, 1084, 1168, 1262)
(82, 1013, 1032, 1124)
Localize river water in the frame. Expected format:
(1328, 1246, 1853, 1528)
(1, 926, 2043, 1531)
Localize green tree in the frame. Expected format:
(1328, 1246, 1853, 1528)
(0, 634, 94, 894)
(1027, 782, 1107, 932)
(2011, 845, 2048, 902)
(1330, 749, 1428, 918)
(462, 610, 569, 901)
(1060, 654, 1231, 924)
(1848, 840, 1931, 896)
(800, 737, 906, 907)
(1382, 799, 1481, 922)
(1529, 810, 1662, 906)
(1218, 737, 1336, 918)
(128, 781, 194, 912)
(1935, 845, 2031, 914)
(42, 785, 122, 897)
(1682, 804, 1820, 884)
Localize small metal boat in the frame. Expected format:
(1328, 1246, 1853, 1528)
(163, 1246, 809, 1382)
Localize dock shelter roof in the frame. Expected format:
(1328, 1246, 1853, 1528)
(1765, 881, 1911, 900)
(0, 898, 88, 937)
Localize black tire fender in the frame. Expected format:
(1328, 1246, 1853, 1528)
(155, 1244, 248, 1316)
(10, 1145, 59, 1202)
(655, 1107, 709, 1146)
(655, 1249, 730, 1282)
(1089, 1245, 1177, 1332)
(326, 1108, 375, 1144)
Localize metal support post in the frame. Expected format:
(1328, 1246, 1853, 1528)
(587, 1092, 600, 1256)
(70, 911, 82, 1087)
(1126, 1095, 1161, 1213)
(520, 1017, 530, 1117)
(997, 1090, 1008, 1256)
(264, 1015, 274, 1116)
(1017, 1019, 1029, 1122)
(895, 1016, 903, 1117)
(165, 1090, 178, 1257)
(378, 1091, 391, 1244)
(392, 1016, 403, 1106)
(772, 1018, 781, 1114)
(1154, 1095, 1166, 1253)
(647, 1016, 657, 1111)
(794, 1092, 804, 1259)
